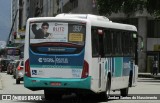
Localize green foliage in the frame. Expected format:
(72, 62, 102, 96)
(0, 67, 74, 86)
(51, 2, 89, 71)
(146, 0, 160, 18)
(97, 0, 124, 15)
(97, 0, 160, 18)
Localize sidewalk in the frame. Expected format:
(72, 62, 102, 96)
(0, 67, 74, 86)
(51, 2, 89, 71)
(0, 74, 2, 90)
(138, 73, 160, 79)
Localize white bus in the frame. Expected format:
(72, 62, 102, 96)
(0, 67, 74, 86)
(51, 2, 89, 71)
(24, 14, 140, 100)
(5, 47, 21, 60)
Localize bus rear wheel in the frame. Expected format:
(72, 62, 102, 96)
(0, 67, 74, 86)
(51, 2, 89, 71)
(100, 77, 111, 100)
(44, 90, 62, 100)
(120, 87, 129, 97)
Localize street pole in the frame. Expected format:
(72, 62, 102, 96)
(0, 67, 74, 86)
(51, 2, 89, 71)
(61, 0, 63, 13)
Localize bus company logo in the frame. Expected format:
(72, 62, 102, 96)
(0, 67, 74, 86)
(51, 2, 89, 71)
(2, 95, 11, 100)
(32, 70, 37, 75)
(38, 58, 43, 63)
(54, 23, 63, 26)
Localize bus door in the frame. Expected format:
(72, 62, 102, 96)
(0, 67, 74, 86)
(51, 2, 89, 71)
(97, 29, 105, 88)
(92, 28, 105, 89)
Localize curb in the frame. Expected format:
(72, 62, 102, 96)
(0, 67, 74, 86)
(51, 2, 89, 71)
(153, 75, 160, 79)
(138, 73, 153, 78)
(138, 73, 160, 79)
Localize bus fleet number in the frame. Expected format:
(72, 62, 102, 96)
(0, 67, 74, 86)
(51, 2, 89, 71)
(73, 25, 82, 32)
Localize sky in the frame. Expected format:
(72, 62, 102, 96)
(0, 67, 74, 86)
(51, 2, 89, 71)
(0, 0, 11, 42)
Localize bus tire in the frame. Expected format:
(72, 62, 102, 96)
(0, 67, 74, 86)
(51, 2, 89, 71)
(120, 87, 129, 97)
(44, 90, 53, 100)
(44, 90, 62, 100)
(101, 77, 111, 100)
(129, 71, 133, 87)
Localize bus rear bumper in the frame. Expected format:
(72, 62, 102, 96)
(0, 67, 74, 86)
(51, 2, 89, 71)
(24, 76, 91, 91)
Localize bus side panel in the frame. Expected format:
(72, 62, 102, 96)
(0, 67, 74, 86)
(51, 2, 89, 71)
(24, 75, 91, 91)
(90, 58, 100, 93)
(132, 64, 138, 86)
(111, 57, 130, 90)
(28, 49, 84, 78)
(123, 57, 132, 76)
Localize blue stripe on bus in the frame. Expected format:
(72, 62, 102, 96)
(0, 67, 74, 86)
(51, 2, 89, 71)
(37, 47, 76, 53)
(105, 57, 131, 77)
(122, 57, 131, 76)
(29, 48, 85, 67)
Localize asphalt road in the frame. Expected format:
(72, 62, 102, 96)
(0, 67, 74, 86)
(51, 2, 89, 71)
(0, 72, 160, 103)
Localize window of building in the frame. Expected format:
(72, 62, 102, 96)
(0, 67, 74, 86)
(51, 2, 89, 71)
(147, 20, 160, 38)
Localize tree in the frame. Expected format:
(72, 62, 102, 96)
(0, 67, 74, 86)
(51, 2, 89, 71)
(97, 0, 160, 18)
(146, 0, 160, 18)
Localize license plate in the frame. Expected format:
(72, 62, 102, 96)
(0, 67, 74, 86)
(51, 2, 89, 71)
(50, 82, 61, 86)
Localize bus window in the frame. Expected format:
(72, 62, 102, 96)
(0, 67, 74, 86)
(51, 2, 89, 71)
(98, 32, 104, 57)
(29, 21, 86, 54)
(91, 28, 99, 57)
(91, 28, 105, 57)
(7, 49, 20, 56)
(104, 30, 113, 56)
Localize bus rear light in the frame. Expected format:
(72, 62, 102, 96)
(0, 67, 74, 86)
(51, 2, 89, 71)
(25, 59, 31, 77)
(81, 60, 89, 78)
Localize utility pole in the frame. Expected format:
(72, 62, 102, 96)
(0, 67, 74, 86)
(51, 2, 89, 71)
(61, 0, 63, 13)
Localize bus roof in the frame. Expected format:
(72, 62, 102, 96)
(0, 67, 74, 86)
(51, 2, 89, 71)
(56, 14, 137, 32)
(28, 13, 137, 32)
(56, 13, 110, 21)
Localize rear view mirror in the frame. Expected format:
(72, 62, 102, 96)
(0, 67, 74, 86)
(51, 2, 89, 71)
(138, 35, 144, 51)
(133, 33, 144, 52)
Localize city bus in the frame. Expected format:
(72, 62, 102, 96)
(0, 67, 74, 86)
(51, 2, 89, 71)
(5, 47, 21, 60)
(24, 14, 140, 100)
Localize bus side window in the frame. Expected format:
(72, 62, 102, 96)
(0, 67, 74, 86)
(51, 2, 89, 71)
(104, 30, 112, 56)
(91, 28, 99, 57)
(122, 32, 128, 55)
(129, 32, 134, 55)
(118, 31, 123, 55)
(114, 31, 122, 55)
(112, 31, 117, 55)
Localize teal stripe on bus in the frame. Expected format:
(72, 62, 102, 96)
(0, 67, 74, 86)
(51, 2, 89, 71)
(24, 76, 91, 90)
(114, 57, 122, 77)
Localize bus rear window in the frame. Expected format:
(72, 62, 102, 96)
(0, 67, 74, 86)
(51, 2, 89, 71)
(7, 49, 20, 56)
(29, 21, 86, 54)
